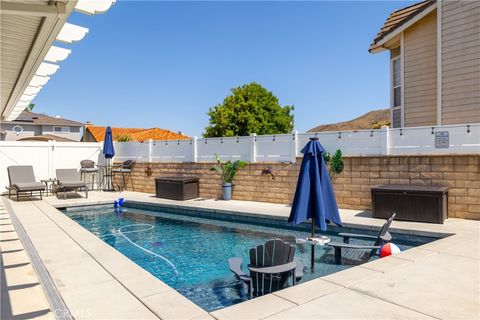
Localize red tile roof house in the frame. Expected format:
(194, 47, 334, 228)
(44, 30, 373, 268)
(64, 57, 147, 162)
(82, 125, 190, 142)
(370, 0, 480, 128)
(0, 111, 84, 141)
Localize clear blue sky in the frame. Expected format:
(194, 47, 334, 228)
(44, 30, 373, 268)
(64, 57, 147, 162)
(34, 1, 413, 136)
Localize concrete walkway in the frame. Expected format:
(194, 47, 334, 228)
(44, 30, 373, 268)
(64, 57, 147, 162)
(2, 191, 480, 320)
(0, 199, 54, 320)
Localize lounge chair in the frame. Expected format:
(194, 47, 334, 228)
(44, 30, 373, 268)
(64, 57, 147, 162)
(327, 213, 396, 264)
(55, 169, 88, 199)
(113, 160, 135, 191)
(228, 238, 304, 298)
(6, 166, 45, 201)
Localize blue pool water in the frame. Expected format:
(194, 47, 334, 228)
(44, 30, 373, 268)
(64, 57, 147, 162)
(63, 204, 437, 311)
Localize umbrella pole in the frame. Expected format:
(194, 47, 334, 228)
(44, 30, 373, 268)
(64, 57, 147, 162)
(311, 217, 315, 269)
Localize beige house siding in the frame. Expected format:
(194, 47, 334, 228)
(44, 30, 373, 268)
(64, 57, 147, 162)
(441, 1, 480, 125)
(403, 11, 438, 127)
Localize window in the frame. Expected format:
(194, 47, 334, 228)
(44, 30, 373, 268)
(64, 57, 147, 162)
(12, 125, 23, 135)
(392, 57, 401, 107)
(54, 126, 70, 133)
(391, 55, 402, 128)
(392, 109, 401, 128)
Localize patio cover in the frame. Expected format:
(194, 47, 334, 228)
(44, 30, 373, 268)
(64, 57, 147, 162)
(0, 0, 115, 121)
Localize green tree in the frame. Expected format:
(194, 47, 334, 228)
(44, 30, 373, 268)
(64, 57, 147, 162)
(204, 82, 294, 137)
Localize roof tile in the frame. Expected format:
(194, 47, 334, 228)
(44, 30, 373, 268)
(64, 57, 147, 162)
(85, 126, 190, 142)
(369, 0, 436, 52)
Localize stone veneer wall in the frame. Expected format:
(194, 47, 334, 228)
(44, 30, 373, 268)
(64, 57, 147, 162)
(118, 155, 480, 220)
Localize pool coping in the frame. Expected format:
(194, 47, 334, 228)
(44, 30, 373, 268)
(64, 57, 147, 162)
(4, 191, 480, 319)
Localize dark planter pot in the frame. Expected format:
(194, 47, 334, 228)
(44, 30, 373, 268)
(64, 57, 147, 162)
(222, 182, 232, 200)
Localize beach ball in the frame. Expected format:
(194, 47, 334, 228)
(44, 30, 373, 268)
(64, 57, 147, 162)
(380, 243, 401, 258)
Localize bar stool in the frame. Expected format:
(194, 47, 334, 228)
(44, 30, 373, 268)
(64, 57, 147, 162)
(80, 160, 99, 190)
(113, 160, 135, 191)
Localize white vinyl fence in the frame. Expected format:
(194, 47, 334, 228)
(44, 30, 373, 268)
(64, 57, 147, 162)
(0, 141, 102, 192)
(114, 123, 480, 163)
(1, 123, 478, 191)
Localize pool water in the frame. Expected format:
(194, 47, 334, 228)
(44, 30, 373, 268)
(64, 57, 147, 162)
(63, 204, 437, 311)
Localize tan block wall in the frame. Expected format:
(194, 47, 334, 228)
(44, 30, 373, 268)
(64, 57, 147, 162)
(119, 155, 480, 220)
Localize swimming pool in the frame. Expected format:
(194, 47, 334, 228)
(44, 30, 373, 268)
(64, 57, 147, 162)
(63, 203, 438, 311)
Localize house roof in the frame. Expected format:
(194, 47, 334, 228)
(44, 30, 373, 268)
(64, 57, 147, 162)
(17, 134, 76, 142)
(0, 111, 84, 127)
(85, 126, 190, 142)
(369, 0, 436, 52)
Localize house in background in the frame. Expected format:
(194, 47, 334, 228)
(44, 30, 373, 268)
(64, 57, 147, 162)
(370, 0, 480, 128)
(0, 111, 84, 141)
(82, 125, 190, 142)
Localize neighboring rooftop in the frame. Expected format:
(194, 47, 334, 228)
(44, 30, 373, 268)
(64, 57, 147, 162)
(83, 126, 190, 142)
(17, 134, 76, 142)
(369, 0, 436, 52)
(308, 109, 390, 132)
(0, 111, 84, 127)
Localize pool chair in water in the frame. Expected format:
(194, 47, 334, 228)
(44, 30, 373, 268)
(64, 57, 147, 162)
(228, 238, 305, 298)
(327, 213, 396, 264)
(55, 169, 88, 199)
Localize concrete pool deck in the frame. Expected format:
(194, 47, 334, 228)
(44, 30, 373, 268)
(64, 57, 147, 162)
(1, 190, 479, 320)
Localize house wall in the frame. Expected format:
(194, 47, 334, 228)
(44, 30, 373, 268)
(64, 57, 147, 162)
(403, 11, 438, 127)
(441, 0, 480, 125)
(41, 125, 82, 141)
(118, 155, 480, 220)
(0, 123, 41, 141)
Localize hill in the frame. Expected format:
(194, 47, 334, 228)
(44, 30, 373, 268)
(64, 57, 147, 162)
(308, 109, 390, 132)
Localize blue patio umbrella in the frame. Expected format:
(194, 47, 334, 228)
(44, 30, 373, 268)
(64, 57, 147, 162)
(103, 126, 115, 159)
(288, 137, 342, 267)
(102, 126, 115, 191)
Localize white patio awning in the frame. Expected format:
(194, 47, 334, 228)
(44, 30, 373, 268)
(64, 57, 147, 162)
(0, 0, 115, 121)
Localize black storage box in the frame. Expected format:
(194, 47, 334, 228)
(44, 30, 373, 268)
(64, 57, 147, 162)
(155, 177, 199, 200)
(371, 185, 448, 224)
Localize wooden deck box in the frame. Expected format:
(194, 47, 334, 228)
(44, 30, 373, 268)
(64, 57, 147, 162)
(155, 177, 199, 200)
(371, 185, 448, 224)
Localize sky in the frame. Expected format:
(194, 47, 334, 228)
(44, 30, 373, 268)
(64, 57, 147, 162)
(34, 0, 414, 137)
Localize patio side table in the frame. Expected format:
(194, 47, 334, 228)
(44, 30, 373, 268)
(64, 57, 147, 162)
(41, 178, 57, 196)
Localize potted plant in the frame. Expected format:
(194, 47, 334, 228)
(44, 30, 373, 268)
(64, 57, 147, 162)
(210, 154, 246, 200)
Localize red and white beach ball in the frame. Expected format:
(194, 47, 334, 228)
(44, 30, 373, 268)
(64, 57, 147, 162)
(380, 243, 401, 258)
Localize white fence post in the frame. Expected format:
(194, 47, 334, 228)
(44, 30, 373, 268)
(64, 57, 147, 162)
(291, 131, 298, 163)
(148, 139, 153, 163)
(380, 126, 389, 156)
(191, 136, 198, 163)
(249, 133, 257, 163)
(48, 140, 55, 178)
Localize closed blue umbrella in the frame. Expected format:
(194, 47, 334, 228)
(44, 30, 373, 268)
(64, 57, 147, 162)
(103, 126, 115, 159)
(288, 137, 342, 267)
(102, 127, 115, 191)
